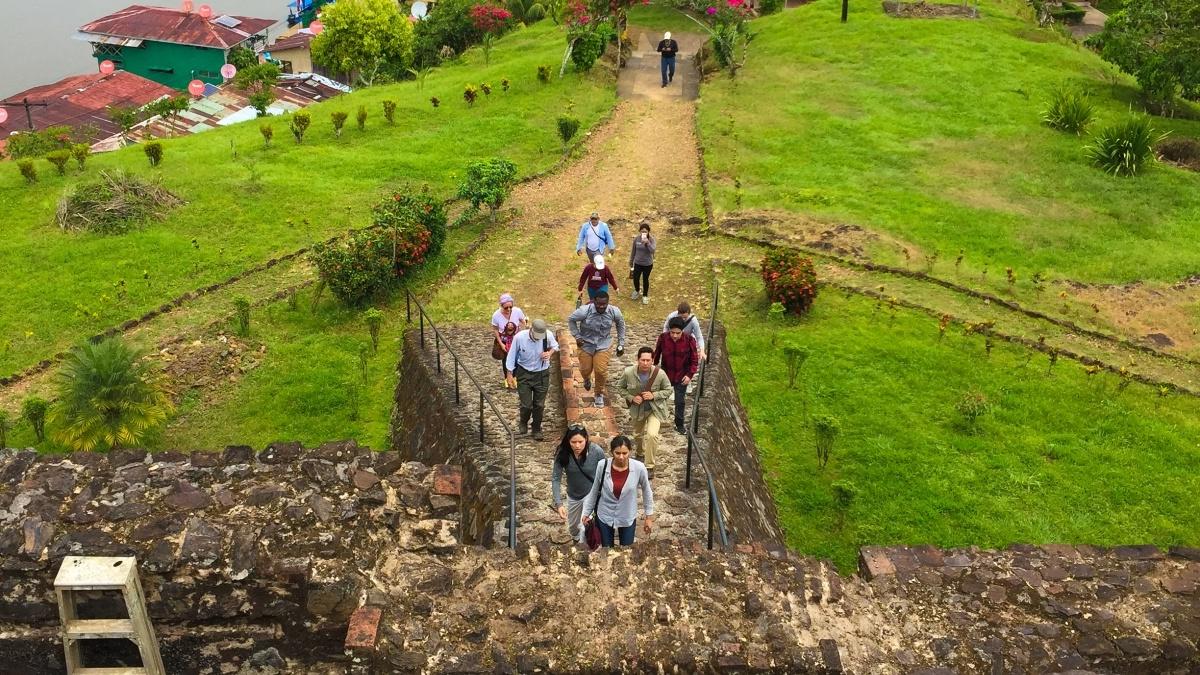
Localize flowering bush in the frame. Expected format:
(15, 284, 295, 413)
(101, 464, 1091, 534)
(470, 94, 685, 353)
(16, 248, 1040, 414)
(761, 249, 818, 315)
(702, 0, 755, 74)
(374, 189, 448, 257)
(470, 3, 513, 33)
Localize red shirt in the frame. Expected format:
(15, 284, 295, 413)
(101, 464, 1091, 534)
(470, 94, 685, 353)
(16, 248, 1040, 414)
(652, 332, 699, 384)
(578, 264, 617, 291)
(611, 466, 629, 499)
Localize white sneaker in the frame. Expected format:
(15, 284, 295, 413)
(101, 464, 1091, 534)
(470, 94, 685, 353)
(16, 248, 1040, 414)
(595, 394, 606, 408)
(641, 296, 649, 305)
(631, 290, 640, 300)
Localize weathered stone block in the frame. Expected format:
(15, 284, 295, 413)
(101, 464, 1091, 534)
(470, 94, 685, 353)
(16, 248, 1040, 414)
(345, 605, 383, 649)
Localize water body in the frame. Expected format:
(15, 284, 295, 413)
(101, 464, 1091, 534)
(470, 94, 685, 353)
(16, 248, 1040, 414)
(0, 0, 292, 98)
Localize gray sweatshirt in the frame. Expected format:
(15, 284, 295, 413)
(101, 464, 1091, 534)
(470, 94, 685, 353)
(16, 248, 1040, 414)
(551, 443, 606, 505)
(629, 234, 656, 267)
(568, 303, 627, 354)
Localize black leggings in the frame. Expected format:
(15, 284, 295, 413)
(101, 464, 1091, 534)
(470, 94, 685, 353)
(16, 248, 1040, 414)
(633, 264, 653, 296)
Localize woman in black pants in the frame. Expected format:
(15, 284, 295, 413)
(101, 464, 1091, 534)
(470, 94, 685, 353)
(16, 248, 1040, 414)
(628, 222, 656, 306)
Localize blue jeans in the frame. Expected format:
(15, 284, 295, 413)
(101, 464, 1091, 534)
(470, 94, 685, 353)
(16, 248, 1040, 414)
(661, 57, 675, 86)
(598, 519, 636, 547)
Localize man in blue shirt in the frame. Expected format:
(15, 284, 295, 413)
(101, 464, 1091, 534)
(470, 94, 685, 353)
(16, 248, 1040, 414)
(575, 212, 616, 263)
(506, 318, 560, 440)
(567, 291, 626, 409)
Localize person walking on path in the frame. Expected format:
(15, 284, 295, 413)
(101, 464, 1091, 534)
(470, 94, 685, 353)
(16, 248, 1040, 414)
(506, 318, 559, 441)
(568, 291, 627, 409)
(491, 293, 528, 387)
(664, 301, 707, 362)
(581, 435, 655, 547)
(577, 254, 620, 304)
(657, 31, 679, 88)
(653, 316, 699, 435)
(575, 212, 616, 263)
(617, 347, 672, 472)
(629, 223, 656, 305)
(551, 424, 607, 542)
(494, 321, 519, 388)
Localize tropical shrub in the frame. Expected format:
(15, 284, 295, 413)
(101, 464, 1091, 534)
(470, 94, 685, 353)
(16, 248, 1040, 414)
(431, 96, 441, 108)
(781, 341, 810, 390)
(234, 296, 251, 336)
(331, 111, 349, 137)
(537, 64, 552, 82)
(813, 414, 839, 468)
(1086, 116, 1167, 176)
(0, 410, 10, 448)
(761, 249, 818, 315)
(17, 160, 37, 184)
(463, 84, 479, 105)
(5, 125, 75, 159)
(71, 144, 91, 170)
(759, 0, 784, 14)
(1094, 0, 1200, 110)
(291, 110, 312, 143)
(374, 189, 449, 256)
(46, 150, 71, 176)
(56, 171, 183, 234)
(310, 0, 416, 85)
(364, 308, 384, 352)
(457, 157, 518, 221)
(507, 0, 547, 23)
(413, 0, 483, 67)
(143, 141, 164, 167)
(21, 396, 49, 442)
(471, 4, 513, 64)
(954, 389, 992, 430)
(383, 99, 398, 124)
(260, 123, 274, 147)
(356, 105, 368, 130)
(557, 115, 580, 156)
(50, 337, 173, 452)
(1041, 86, 1094, 134)
(569, 20, 614, 72)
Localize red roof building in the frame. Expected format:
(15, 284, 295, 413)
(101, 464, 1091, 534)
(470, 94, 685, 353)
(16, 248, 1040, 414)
(78, 5, 277, 50)
(0, 71, 175, 153)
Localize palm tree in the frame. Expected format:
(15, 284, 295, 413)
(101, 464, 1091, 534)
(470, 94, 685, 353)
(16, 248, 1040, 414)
(507, 0, 547, 24)
(50, 338, 173, 452)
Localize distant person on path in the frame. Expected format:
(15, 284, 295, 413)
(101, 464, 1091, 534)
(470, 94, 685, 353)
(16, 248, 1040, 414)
(568, 290, 627, 409)
(581, 435, 655, 547)
(628, 223, 656, 305)
(551, 424, 607, 542)
(664, 301, 707, 362)
(653, 316, 699, 435)
(494, 321, 519, 388)
(577, 254, 620, 304)
(617, 347, 672, 472)
(575, 212, 616, 263)
(657, 31, 679, 88)
(506, 318, 559, 441)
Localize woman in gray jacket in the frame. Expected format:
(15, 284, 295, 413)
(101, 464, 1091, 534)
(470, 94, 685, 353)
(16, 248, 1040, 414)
(551, 425, 607, 542)
(581, 435, 655, 546)
(628, 223, 656, 305)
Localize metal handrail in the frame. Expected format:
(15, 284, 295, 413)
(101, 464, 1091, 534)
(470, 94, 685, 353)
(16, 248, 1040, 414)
(682, 281, 731, 550)
(404, 288, 518, 549)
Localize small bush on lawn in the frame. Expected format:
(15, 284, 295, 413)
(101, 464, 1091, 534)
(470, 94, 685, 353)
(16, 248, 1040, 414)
(1041, 86, 1094, 134)
(374, 188, 449, 257)
(457, 157, 518, 221)
(260, 124, 274, 147)
(1087, 116, 1167, 176)
(331, 111, 349, 138)
(22, 396, 49, 442)
(761, 249, 819, 315)
(71, 144, 90, 170)
(557, 115, 580, 156)
(356, 105, 368, 131)
(463, 84, 479, 106)
(46, 150, 71, 176)
(143, 141, 164, 167)
(759, 0, 784, 14)
(56, 170, 184, 234)
(291, 110, 312, 143)
(537, 64, 552, 82)
(954, 389, 992, 430)
(17, 160, 37, 184)
(0, 410, 10, 448)
(383, 99, 397, 124)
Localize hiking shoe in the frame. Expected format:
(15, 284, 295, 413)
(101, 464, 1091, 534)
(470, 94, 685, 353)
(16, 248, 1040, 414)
(517, 422, 529, 436)
(675, 424, 686, 435)
(595, 394, 606, 408)
(533, 429, 544, 441)
(583, 377, 592, 391)
(631, 290, 640, 300)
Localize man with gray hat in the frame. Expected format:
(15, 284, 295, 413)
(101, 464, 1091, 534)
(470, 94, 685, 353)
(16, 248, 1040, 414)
(506, 318, 560, 440)
(575, 212, 616, 263)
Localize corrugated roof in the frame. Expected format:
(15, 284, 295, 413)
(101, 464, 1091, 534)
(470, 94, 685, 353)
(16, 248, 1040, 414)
(269, 30, 314, 52)
(0, 71, 175, 140)
(78, 4, 277, 49)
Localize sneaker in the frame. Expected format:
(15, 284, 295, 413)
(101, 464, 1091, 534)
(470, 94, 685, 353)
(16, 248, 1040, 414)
(675, 424, 686, 435)
(517, 423, 529, 436)
(631, 290, 640, 300)
(595, 394, 606, 408)
(533, 429, 544, 441)
(641, 295, 649, 305)
(583, 377, 592, 391)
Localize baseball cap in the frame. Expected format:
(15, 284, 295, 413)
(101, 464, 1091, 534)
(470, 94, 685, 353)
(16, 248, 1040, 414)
(530, 319, 548, 340)
(594, 254, 606, 270)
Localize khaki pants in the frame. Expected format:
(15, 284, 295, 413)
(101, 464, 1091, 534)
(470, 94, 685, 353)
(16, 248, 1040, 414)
(632, 414, 661, 469)
(577, 348, 611, 396)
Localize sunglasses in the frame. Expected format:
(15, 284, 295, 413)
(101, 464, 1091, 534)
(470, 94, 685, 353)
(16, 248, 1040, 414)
(567, 423, 587, 432)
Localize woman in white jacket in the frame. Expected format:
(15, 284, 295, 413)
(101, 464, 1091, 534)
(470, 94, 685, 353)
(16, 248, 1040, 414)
(581, 435, 655, 547)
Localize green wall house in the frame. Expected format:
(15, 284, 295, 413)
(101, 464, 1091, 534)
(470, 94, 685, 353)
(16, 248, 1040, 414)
(76, 5, 277, 91)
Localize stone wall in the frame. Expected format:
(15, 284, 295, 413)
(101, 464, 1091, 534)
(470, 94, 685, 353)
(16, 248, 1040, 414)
(699, 322, 786, 547)
(0, 443, 461, 674)
(392, 329, 510, 546)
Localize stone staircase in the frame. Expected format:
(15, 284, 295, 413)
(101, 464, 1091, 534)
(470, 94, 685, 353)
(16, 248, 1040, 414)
(411, 322, 711, 547)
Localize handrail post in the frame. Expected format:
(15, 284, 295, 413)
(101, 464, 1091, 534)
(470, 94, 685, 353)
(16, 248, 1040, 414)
(454, 357, 460, 404)
(685, 433, 694, 489)
(479, 392, 484, 443)
(707, 493, 715, 550)
(419, 311, 425, 348)
(435, 334, 442, 373)
(405, 289, 411, 322)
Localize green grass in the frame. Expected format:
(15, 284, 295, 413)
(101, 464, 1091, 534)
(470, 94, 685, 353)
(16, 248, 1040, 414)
(0, 21, 615, 377)
(627, 3, 709, 34)
(721, 268, 1200, 570)
(697, 0, 1200, 284)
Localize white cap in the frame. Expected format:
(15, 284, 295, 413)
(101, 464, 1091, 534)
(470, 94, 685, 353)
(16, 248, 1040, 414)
(594, 255, 606, 270)
(664, 31, 672, 39)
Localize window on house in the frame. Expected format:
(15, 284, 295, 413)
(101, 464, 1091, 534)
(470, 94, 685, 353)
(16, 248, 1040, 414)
(148, 67, 176, 74)
(93, 44, 123, 56)
(279, 60, 293, 74)
(194, 70, 219, 79)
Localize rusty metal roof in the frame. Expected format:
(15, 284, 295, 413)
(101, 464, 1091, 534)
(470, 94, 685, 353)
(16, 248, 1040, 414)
(268, 30, 315, 53)
(0, 71, 175, 140)
(78, 5, 277, 49)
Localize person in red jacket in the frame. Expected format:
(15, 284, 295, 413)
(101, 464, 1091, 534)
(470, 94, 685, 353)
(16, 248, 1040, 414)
(652, 316, 699, 434)
(577, 254, 620, 304)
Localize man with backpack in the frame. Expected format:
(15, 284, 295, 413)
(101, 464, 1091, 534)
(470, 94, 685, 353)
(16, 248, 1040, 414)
(506, 318, 559, 441)
(567, 290, 626, 409)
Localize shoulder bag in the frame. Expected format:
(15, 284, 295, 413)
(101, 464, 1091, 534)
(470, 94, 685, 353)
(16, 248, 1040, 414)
(583, 459, 608, 551)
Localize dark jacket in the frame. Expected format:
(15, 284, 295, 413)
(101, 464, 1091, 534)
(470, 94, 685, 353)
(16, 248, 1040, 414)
(657, 39, 679, 59)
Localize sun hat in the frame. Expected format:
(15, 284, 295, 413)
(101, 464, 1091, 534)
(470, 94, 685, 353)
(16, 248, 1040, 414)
(664, 31, 672, 39)
(530, 319, 548, 340)
(499, 292, 514, 306)
(594, 254, 606, 270)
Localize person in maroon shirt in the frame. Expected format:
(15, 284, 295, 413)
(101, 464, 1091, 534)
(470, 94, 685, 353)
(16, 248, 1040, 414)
(577, 254, 620, 304)
(652, 316, 699, 434)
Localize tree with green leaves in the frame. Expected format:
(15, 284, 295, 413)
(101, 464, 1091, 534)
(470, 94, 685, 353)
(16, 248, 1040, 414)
(1092, 0, 1200, 112)
(147, 95, 190, 135)
(457, 157, 518, 222)
(311, 0, 416, 86)
(107, 106, 139, 144)
(50, 337, 173, 452)
(21, 397, 49, 442)
(234, 62, 282, 116)
(228, 45, 258, 71)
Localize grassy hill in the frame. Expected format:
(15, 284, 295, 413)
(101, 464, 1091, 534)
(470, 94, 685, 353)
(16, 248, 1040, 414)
(697, 0, 1200, 284)
(0, 21, 614, 378)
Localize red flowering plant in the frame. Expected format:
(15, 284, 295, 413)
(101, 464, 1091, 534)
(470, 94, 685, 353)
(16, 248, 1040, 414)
(690, 0, 754, 75)
(470, 3, 513, 63)
(761, 249, 818, 315)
